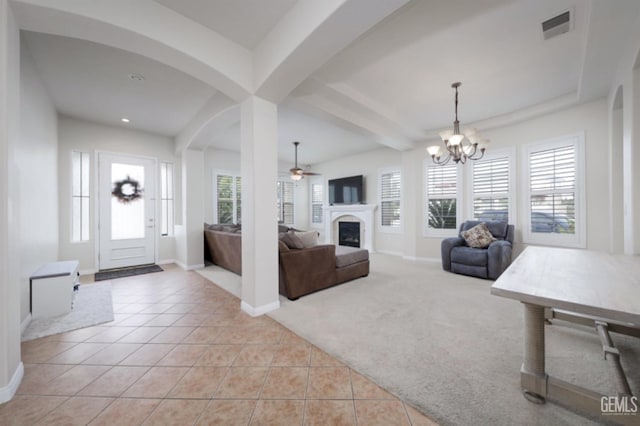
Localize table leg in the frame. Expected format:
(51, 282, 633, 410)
(521, 303, 547, 403)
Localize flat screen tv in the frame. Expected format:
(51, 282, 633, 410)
(328, 175, 364, 205)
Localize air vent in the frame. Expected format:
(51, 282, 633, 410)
(542, 10, 571, 40)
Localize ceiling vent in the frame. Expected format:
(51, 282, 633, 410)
(541, 10, 572, 40)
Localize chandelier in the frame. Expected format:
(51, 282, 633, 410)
(427, 82, 489, 165)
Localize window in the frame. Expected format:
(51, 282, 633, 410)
(523, 134, 585, 247)
(71, 151, 90, 242)
(470, 152, 513, 223)
(380, 169, 401, 230)
(160, 162, 174, 236)
(425, 162, 460, 235)
(310, 181, 323, 225)
(214, 172, 241, 224)
(277, 180, 294, 224)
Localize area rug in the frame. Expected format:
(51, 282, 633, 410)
(22, 282, 114, 341)
(94, 264, 163, 281)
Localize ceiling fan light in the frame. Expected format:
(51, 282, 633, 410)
(291, 172, 303, 181)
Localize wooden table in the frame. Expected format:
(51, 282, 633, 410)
(491, 246, 639, 421)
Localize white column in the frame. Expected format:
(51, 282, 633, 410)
(179, 149, 205, 269)
(0, 0, 24, 403)
(240, 96, 280, 316)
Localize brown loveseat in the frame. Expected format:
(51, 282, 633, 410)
(204, 224, 369, 300)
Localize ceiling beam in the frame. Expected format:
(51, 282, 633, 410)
(253, 0, 410, 103)
(11, 0, 253, 102)
(292, 79, 416, 151)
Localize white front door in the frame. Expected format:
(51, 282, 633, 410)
(98, 153, 156, 270)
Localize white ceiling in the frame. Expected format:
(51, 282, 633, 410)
(18, 0, 640, 165)
(22, 31, 216, 137)
(154, 0, 298, 50)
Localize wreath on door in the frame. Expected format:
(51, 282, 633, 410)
(112, 175, 144, 203)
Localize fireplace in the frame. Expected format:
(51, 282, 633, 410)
(338, 221, 361, 248)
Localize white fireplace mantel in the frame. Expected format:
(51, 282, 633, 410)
(324, 204, 378, 252)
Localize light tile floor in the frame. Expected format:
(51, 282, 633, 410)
(1, 265, 438, 425)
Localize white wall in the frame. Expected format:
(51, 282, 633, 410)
(312, 147, 404, 254)
(0, 0, 23, 402)
(313, 99, 610, 260)
(413, 98, 610, 259)
(609, 11, 640, 254)
(58, 116, 179, 272)
(18, 39, 59, 323)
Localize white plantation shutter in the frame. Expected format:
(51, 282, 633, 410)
(215, 173, 241, 224)
(380, 171, 401, 228)
(529, 145, 575, 234)
(235, 176, 242, 224)
(277, 181, 294, 224)
(472, 156, 509, 221)
(426, 163, 458, 230)
(311, 183, 323, 224)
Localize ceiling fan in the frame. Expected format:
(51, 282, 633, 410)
(290, 141, 319, 181)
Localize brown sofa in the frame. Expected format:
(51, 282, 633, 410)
(278, 243, 369, 299)
(204, 224, 369, 300)
(204, 227, 241, 275)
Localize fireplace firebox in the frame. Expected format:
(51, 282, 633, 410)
(338, 221, 361, 248)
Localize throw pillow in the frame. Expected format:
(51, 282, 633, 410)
(280, 230, 305, 249)
(461, 222, 497, 248)
(278, 240, 290, 252)
(295, 230, 319, 248)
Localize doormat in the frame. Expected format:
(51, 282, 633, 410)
(95, 264, 163, 281)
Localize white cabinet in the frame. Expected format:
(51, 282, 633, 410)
(30, 260, 79, 319)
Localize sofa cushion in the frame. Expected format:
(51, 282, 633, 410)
(295, 231, 319, 248)
(451, 246, 488, 266)
(335, 245, 369, 268)
(279, 230, 305, 249)
(461, 222, 496, 248)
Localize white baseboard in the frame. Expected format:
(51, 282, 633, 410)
(156, 259, 176, 266)
(0, 362, 24, 404)
(175, 261, 205, 271)
(241, 300, 280, 317)
(376, 250, 403, 257)
(20, 313, 32, 335)
(403, 256, 440, 262)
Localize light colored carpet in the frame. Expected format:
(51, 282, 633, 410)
(197, 254, 640, 426)
(22, 282, 114, 342)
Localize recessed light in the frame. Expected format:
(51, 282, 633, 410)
(121, 118, 130, 123)
(128, 73, 145, 81)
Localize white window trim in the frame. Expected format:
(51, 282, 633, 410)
(378, 166, 403, 234)
(465, 147, 516, 229)
(423, 159, 462, 238)
(309, 176, 324, 228)
(159, 161, 175, 237)
(213, 169, 241, 224)
(71, 150, 91, 243)
(521, 133, 586, 248)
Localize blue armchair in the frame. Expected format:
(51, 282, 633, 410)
(441, 220, 514, 280)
